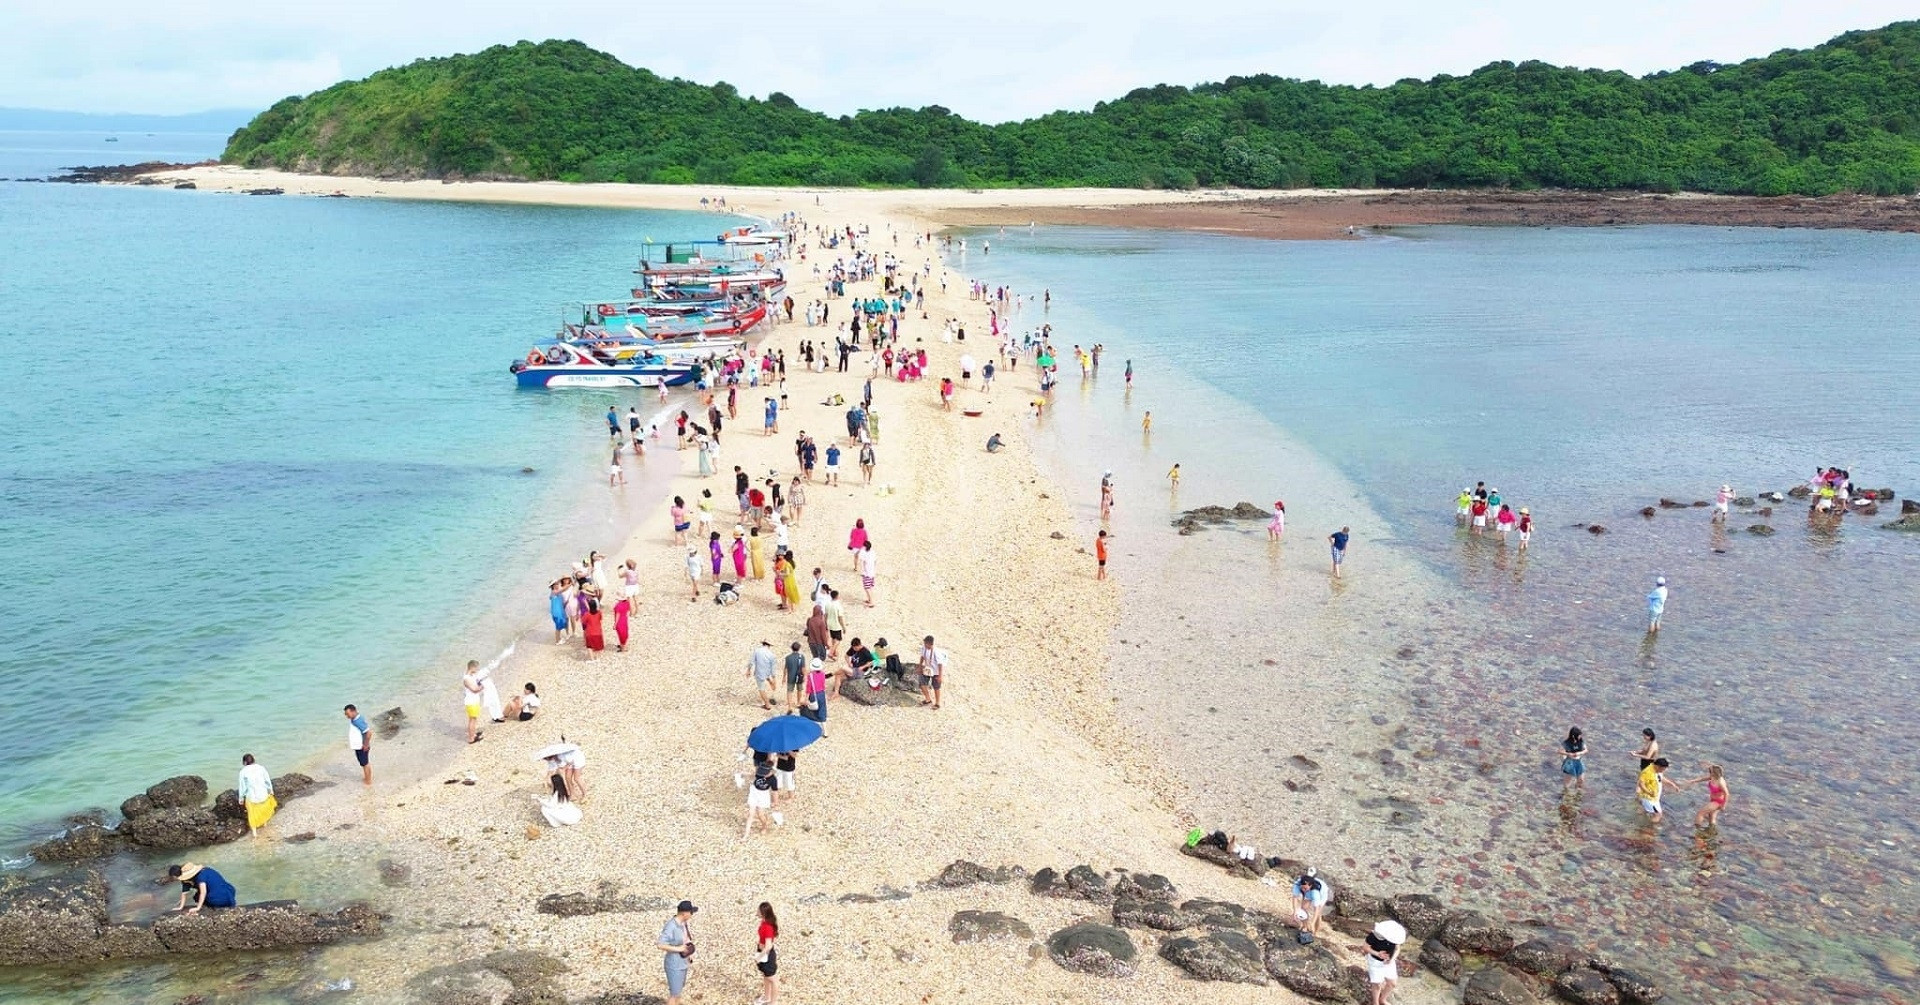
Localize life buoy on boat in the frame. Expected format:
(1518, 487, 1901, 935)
(527, 350, 546, 365)
(598, 304, 618, 317)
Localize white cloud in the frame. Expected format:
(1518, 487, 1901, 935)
(0, 1, 1912, 119)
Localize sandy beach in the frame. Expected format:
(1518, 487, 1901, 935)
(92, 166, 1467, 1004)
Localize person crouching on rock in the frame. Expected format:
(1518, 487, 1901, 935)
(168, 862, 237, 914)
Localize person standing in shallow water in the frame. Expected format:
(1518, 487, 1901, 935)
(1329, 526, 1351, 577)
(1635, 728, 1661, 770)
(1683, 763, 1732, 828)
(1647, 576, 1668, 632)
(1557, 727, 1587, 789)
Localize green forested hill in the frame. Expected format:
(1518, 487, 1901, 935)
(224, 23, 1920, 195)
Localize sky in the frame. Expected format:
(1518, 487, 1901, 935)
(2, 2, 1913, 122)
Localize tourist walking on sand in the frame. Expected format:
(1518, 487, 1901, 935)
(461, 660, 485, 744)
(659, 901, 697, 1005)
(1330, 526, 1351, 577)
(1683, 763, 1731, 828)
(804, 659, 830, 736)
(745, 753, 776, 836)
(805, 603, 830, 664)
(847, 518, 869, 569)
(685, 546, 704, 601)
(755, 902, 781, 1004)
(783, 642, 807, 714)
(750, 640, 778, 710)
(670, 496, 690, 546)
(1557, 727, 1587, 789)
(731, 530, 748, 581)
(1646, 576, 1668, 632)
(858, 541, 877, 606)
(612, 594, 632, 652)
(919, 635, 948, 709)
(1269, 500, 1286, 540)
(344, 704, 371, 785)
(237, 754, 276, 837)
(859, 441, 876, 484)
(1096, 529, 1109, 580)
(749, 527, 767, 579)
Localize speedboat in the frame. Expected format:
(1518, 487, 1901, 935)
(509, 340, 694, 389)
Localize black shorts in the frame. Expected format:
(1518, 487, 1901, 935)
(925, 674, 942, 691)
(758, 947, 778, 976)
(829, 629, 843, 641)
(354, 748, 369, 766)
(518, 711, 535, 722)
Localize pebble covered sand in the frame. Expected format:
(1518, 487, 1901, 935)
(143, 173, 1456, 1005)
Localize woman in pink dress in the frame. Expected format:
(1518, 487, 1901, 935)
(612, 597, 631, 652)
(1268, 500, 1286, 541)
(730, 531, 748, 580)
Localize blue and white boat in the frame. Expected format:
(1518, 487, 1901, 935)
(509, 340, 695, 389)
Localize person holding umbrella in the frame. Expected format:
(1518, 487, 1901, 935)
(1365, 920, 1405, 1004)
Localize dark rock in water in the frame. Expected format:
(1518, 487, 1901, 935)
(1731, 496, 1755, 507)
(1508, 938, 1582, 976)
(1690, 500, 1709, 507)
(1439, 910, 1516, 955)
(1787, 484, 1812, 498)
(948, 910, 1032, 943)
(927, 860, 1024, 889)
(1590, 963, 1663, 1003)
(1330, 887, 1388, 922)
(1262, 936, 1348, 999)
(28, 823, 126, 863)
(173, 181, 196, 189)
(1112, 896, 1192, 931)
(1389, 893, 1449, 939)
(1418, 939, 1464, 983)
(145, 776, 209, 811)
(1464, 966, 1540, 1005)
(374, 708, 406, 739)
(1554, 968, 1622, 1005)
(377, 860, 411, 887)
(1902, 498, 1920, 515)
(212, 789, 246, 821)
(1639, 507, 1656, 518)
(1181, 898, 1250, 932)
(242, 187, 284, 196)
(119, 807, 245, 850)
(1171, 502, 1268, 533)
(1657, 499, 1685, 509)
(521, 467, 536, 474)
(1111, 872, 1177, 902)
(119, 794, 156, 821)
(1046, 921, 1136, 978)
(1587, 524, 1607, 535)
(1854, 501, 1879, 515)
(1758, 506, 1773, 517)
(283, 832, 317, 844)
(1881, 513, 1920, 532)
(1874, 488, 1895, 501)
(1159, 930, 1267, 984)
(0, 869, 380, 966)
(1745, 524, 1776, 536)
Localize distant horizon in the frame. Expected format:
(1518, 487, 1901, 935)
(0, 106, 255, 130)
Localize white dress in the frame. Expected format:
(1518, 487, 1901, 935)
(478, 668, 504, 722)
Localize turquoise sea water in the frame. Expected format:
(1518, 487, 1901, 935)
(965, 224, 1920, 1004)
(0, 134, 733, 852)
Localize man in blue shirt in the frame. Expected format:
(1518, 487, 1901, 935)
(606, 407, 620, 439)
(824, 444, 841, 486)
(1329, 527, 1350, 578)
(169, 862, 237, 914)
(763, 397, 778, 436)
(344, 704, 372, 785)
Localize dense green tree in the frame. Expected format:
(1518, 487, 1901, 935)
(224, 23, 1920, 195)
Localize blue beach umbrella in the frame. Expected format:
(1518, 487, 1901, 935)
(746, 715, 822, 754)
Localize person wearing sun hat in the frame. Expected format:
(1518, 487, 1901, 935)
(1269, 499, 1286, 540)
(1647, 575, 1669, 633)
(1365, 919, 1406, 1003)
(167, 861, 237, 914)
(1518, 506, 1534, 550)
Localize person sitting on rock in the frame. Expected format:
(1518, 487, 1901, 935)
(169, 862, 237, 915)
(1292, 867, 1331, 937)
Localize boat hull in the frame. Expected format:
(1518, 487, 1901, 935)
(513, 366, 694, 389)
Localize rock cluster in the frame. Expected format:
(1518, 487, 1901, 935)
(30, 772, 319, 862)
(1172, 501, 1269, 534)
(0, 869, 379, 967)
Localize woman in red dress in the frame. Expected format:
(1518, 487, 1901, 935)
(581, 598, 605, 659)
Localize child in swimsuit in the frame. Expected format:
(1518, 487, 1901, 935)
(1686, 763, 1730, 828)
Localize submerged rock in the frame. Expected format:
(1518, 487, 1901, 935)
(118, 807, 245, 850)
(1590, 963, 1664, 1003)
(1882, 513, 1920, 532)
(1465, 966, 1540, 1005)
(1745, 524, 1776, 536)
(1159, 930, 1267, 984)
(1438, 910, 1516, 955)
(1508, 938, 1582, 976)
(28, 823, 126, 863)
(948, 910, 1032, 943)
(1046, 921, 1136, 978)
(1554, 968, 1621, 1005)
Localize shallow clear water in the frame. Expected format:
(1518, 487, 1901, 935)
(962, 223, 1920, 1004)
(0, 139, 734, 853)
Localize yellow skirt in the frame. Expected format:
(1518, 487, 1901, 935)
(246, 794, 278, 830)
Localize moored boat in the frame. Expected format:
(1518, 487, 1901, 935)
(509, 340, 695, 389)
